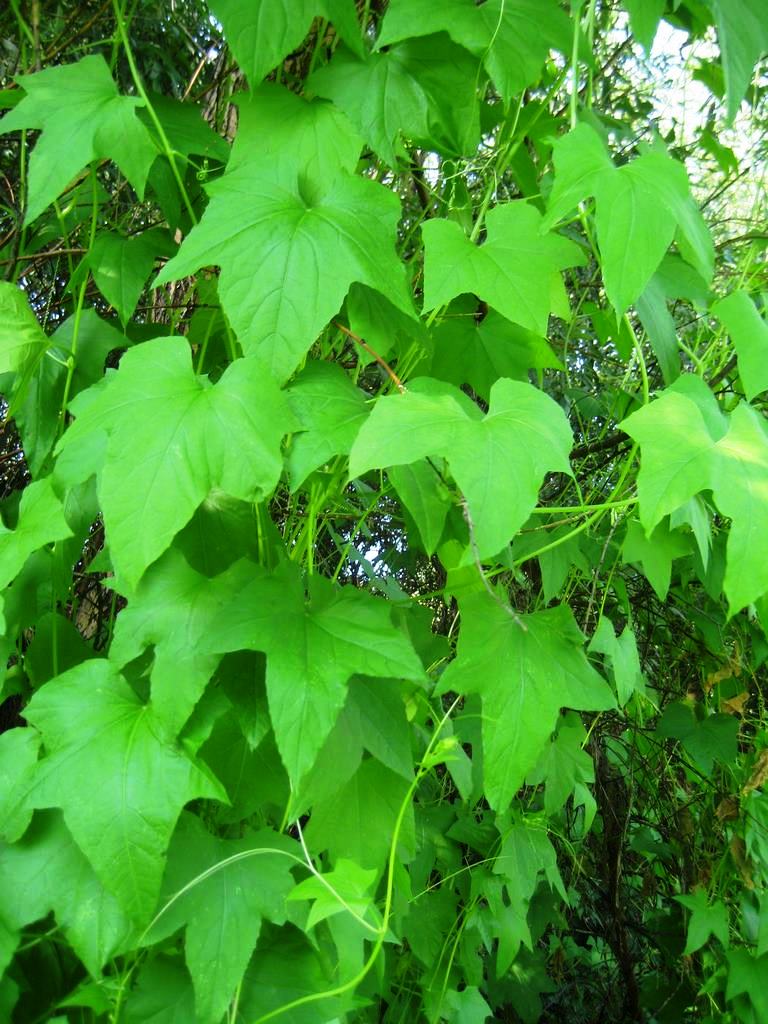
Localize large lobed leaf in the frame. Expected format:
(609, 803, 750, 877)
(54, 337, 292, 588)
(20, 661, 226, 924)
(378, 0, 571, 102)
(156, 166, 413, 382)
(205, 561, 426, 790)
(0, 55, 156, 224)
(543, 123, 713, 313)
(622, 377, 768, 613)
(437, 594, 614, 810)
(423, 202, 584, 336)
(350, 376, 573, 559)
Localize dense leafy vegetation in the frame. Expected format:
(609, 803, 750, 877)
(0, 1, 767, 1020)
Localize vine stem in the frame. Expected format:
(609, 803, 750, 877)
(461, 498, 526, 629)
(250, 697, 463, 1024)
(109, 843, 381, 1023)
(111, 0, 198, 227)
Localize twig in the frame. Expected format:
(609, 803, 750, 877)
(709, 354, 737, 389)
(333, 321, 405, 393)
(570, 431, 629, 460)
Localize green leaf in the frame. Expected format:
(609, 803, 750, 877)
(25, 611, 96, 688)
(286, 361, 368, 490)
(12, 309, 127, 477)
(350, 377, 573, 559)
(759, 892, 768, 957)
(88, 229, 173, 325)
(0, 810, 134, 974)
(676, 889, 729, 953)
(146, 813, 297, 1024)
(620, 378, 724, 528)
(0, 728, 40, 842)
(155, 159, 414, 383)
(493, 822, 566, 905)
(199, 713, 290, 825)
(543, 124, 712, 312)
(623, 384, 768, 612)
(636, 275, 681, 384)
(11, 350, 63, 477)
(656, 703, 739, 773)
(708, 0, 768, 121)
(670, 495, 712, 570)
(295, 675, 414, 811)
(207, 562, 425, 789)
(389, 460, 452, 556)
(430, 298, 562, 400)
(726, 949, 768, 1021)
(0, 283, 49, 377)
(22, 660, 225, 923)
(109, 549, 255, 735)
(437, 595, 614, 810)
(288, 858, 379, 931)
(443, 985, 493, 1023)
(713, 290, 768, 402)
(140, 92, 230, 164)
(622, 517, 690, 601)
(305, 758, 415, 873)
(423, 202, 583, 336)
(123, 957, 196, 1024)
(343, 677, 414, 781)
(237, 927, 345, 1023)
(0, 935, 17, 996)
(623, 0, 666, 51)
(0, 55, 156, 224)
(712, 404, 768, 613)
(208, 0, 361, 87)
(228, 85, 362, 191)
(56, 308, 128, 394)
(589, 615, 645, 705)
(347, 283, 432, 369)
(0, 478, 72, 590)
(538, 526, 589, 604)
(542, 122, 613, 228)
(55, 337, 291, 587)
(378, 0, 571, 102)
(527, 712, 595, 817)
(309, 36, 480, 165)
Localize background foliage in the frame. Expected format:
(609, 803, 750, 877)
(0, 0, 767, 1021)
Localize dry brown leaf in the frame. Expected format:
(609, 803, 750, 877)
(730, 835, 754, 889)
(742, 749, 768, 795)
(721, 691, 749, 715)
(715, 796, 740, 822)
